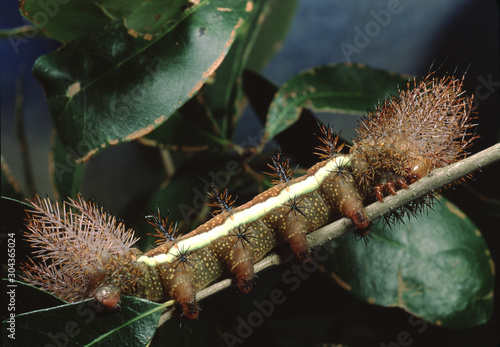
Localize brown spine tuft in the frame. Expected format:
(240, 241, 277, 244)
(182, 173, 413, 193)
(22, 194, 138, 302)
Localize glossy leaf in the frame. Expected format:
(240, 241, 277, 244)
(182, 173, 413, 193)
(20, 0, 193, 43)
(33, 0, 253, 163)
(324, 196, 495, 329)
(246, 0, 299, 72)
(20, 0, 111, 43)
(264, 63, 409, 141)
(104, 0, 189, 36)
(137, 0, 285, 150)
(3, 296, 162, 347)
(199, 0, 270, 139)
(139, 94, 231, 150)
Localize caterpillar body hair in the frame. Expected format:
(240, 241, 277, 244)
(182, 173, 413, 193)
(22, 74, 476, 319)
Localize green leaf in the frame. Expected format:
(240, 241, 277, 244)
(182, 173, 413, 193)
(49, 130, 86, 199)
(264, 63, 409, 141)
(2, 297, 162, 347)
(142, 0, 286, 147)
(33, 0, 254, 163)
(20, 0, 193, 43)
(324, 196, 495, 329)
(97, 0, 189, 36)
(93, 0, 145, 21)
(246, 0, 299, 72)
(199, 0, 274, 139)
(139, 98, 231, 150)
(20, 0, 111, 43)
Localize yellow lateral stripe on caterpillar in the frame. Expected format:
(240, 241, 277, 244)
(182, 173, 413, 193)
(137, 155, 352, 266)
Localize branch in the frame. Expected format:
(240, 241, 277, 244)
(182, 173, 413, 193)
(0, 25, 45, 40)
(157, 143, 500, 326)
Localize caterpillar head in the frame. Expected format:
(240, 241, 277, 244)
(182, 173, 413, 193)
(93, 283, 121, 309)
(87, 249, 160, 309)
(407, 156, 434, 183)
(86, 254, 131, 309)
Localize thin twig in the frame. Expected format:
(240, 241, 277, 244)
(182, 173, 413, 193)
(0, 25, 44, 40)
(157, 143, 500, 326)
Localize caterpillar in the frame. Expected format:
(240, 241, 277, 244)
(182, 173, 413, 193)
(22, 74, 476, 320)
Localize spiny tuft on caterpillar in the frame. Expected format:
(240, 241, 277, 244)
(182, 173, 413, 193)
(22, 74, 476, 319)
